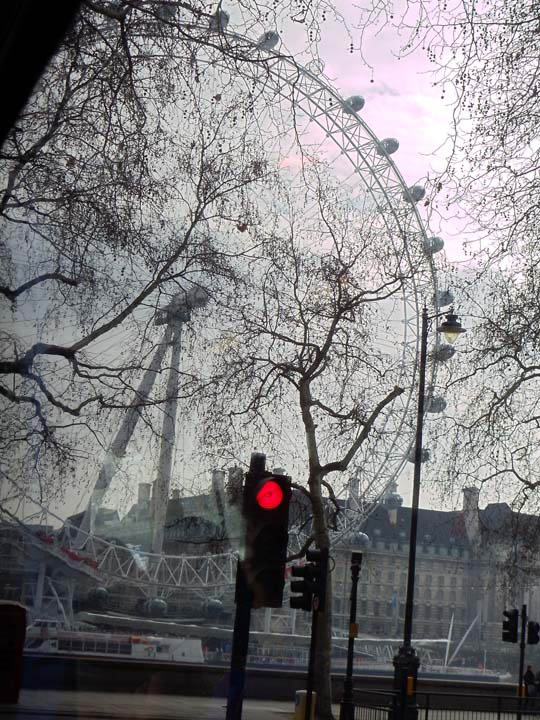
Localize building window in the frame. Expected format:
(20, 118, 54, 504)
(373, 602, 380, 617)
(360, 600, 367, 616)
(438, 576, 445, 587)
(425, 606, 431, 620)
(386, 601, 394, 617)
(450, 576, 457, 587)
(425, 589, 431, 601)
(437, 606, 443, 620)
(425, 574, 432, 586)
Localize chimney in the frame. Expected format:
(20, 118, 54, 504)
(212, 470, 226, 520)
(138, 483, 151, 505)
(227, 466, 243, 505)
(462, 486, 480, 546)
(212, 469, 225, 495)
(348, 476, 359, 509)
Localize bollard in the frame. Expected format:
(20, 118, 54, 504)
(294, 690, 316, 720)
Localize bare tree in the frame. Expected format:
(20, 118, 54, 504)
(350, 0, 540, 509)
(0, 5, 280, 502)
(189, 164, 427, 718)
(0, 0, 357, 492)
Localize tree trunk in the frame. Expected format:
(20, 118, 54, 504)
(315, 559, 333, 720)
(309, 470, 334, 720)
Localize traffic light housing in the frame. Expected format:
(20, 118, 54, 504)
(290, 547, 329, 613)
(528, 621, 540, 645)
(241, 455, 291, 609)
(502, 608, 519, 642)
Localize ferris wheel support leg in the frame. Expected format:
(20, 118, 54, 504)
(46, 577, 68, 626)
(75, 326, 173, 545)
(34, 560, 46, 612)
(66, 578, 75, 627)
(151, 324, 183, 557)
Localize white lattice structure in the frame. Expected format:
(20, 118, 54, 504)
(1, 485, 237, 592)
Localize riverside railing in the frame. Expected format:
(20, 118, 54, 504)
(351, 688, 540, 720)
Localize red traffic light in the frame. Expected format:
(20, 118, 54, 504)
(256, 479, 283, 510)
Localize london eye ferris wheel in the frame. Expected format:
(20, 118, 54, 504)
(1, 13, 455, 602)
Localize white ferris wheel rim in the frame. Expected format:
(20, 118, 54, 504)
(3, 23, 445, 583)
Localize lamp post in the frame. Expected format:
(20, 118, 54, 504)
(340, 551, 364, 720)
(392, 306, 466, 720)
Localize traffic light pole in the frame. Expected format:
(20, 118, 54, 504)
(518, 603, 527, 720)
(225, 562, 253, 720)
(226, 451, 265, 720)
(305, 605, 319, 720)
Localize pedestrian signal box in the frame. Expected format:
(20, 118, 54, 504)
(290, 547, 329, 613)
(502, 608, 519, 643)
(528, 621, 540, 645)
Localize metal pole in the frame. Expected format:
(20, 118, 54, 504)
(225, 561, 253, 720)
(392, 306, 429, 720)
(305, 606, 319, 720)
(225, 453, 262, 720)
(517, 603, 527, 720)
(340, 552, 363, 720)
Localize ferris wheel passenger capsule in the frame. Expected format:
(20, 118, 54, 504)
(426, 396, 447, 413)
(209, 9, 229, 32)
(342, 95, 365, 114)
(433, 344, 456, 362)
(407, 447, 430, 463)
(423, 236, 444, 255)
(403, 185, 426, 203)
(257, 31, 280, 50)
(376, 138, 399, 155)
(436, 289, 454, 307)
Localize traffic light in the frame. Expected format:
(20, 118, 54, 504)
(290, 548, 329, 612)
(290, 564, 315, 611)
(502, 608, 519, 642)
(241, 456, 291, 609)
(528, 621, 540, 645)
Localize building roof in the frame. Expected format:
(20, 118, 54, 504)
(361, 504, 471, 550)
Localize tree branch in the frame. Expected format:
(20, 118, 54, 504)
(322, 385, 405, 474)
(0, 271, 78, 303)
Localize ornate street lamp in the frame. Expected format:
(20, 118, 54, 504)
(392, 307, 466, 720)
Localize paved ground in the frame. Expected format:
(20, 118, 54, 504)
(0, 691, 334, 720)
